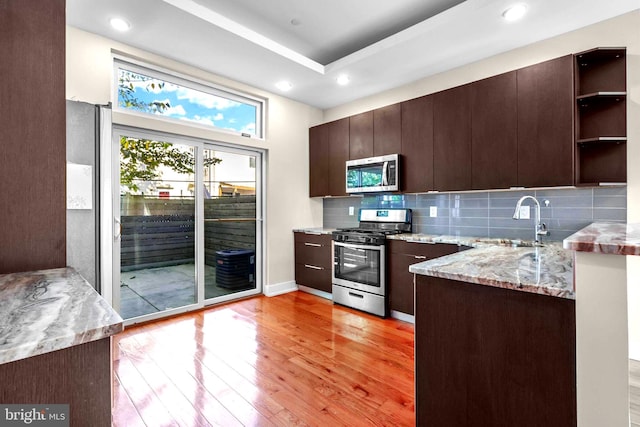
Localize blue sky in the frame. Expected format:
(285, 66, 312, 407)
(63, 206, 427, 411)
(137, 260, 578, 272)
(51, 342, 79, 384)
(118, 69, 257, 136)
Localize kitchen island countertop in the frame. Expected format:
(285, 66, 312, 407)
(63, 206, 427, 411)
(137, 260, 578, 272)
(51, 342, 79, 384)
(409, 242, 574, 299)
(0, 267, 123, 365)
(563, 222, 640, 255)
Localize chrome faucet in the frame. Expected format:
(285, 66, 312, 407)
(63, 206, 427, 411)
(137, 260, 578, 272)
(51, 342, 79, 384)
(512, 196, 549, 244)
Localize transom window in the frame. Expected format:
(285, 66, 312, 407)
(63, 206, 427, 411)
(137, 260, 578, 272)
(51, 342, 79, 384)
(114, 58, 264, 138)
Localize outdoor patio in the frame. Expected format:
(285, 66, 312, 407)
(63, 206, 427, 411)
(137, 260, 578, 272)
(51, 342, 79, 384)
(119, 263, 254, 319)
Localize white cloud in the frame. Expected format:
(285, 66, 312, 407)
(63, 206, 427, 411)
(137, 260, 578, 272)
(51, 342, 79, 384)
(159, 102, 186, 116)
(181, 115, 215, 126)
(124, 76, 178, 94)
(213, 113, 224, 121)
(241, 122, 256, 135)
(175, 87, 240, 110)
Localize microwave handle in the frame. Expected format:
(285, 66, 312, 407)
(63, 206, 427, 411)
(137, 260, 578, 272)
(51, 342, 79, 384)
(382, 161, 389, 186)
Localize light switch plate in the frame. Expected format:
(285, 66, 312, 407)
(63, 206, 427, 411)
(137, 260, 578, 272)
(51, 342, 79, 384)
(430, 206, 438, 217)
(349, 206, 355, 216)
(519, 205, 530, 220)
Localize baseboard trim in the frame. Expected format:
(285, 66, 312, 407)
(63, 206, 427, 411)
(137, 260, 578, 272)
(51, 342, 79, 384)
(390, 310, 414, 324)
(264, 281, 298, 297)
(297, 285, 332, 301)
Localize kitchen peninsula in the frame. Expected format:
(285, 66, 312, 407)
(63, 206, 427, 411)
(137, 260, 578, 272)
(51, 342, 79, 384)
(0, 268, 122, 427)
(564, 222, 639, 427)
(409, 242, 576, 426)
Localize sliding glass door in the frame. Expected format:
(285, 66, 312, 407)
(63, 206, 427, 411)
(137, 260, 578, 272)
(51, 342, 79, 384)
(110, 127, 262, 323)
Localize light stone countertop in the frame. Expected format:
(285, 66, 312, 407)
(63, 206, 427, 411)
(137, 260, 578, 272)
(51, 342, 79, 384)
(409, 243, 574, 299)
(563, 222, 640, 256)
(0, 267, 123, 365)
(293, 227, 337, 235)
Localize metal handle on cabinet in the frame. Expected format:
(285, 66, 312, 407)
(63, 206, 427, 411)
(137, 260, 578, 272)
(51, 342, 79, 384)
(348, 292, 364, 299)
(414, 255, 427, 260)
(304, 243, 322, 247)
(114, 217, 122, 240)
(304, 264, 323, 270)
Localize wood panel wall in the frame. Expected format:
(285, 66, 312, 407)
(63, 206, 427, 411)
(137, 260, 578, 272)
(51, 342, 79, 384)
(0, 0, 66, 273)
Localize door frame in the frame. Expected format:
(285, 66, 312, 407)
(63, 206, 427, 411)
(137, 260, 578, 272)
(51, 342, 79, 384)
(101, 124, 266, 325)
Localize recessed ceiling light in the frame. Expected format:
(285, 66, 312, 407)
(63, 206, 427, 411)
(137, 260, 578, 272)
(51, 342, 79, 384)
(275, 81, 293, 91)
(502, 4, 527, 21)
(110, 17, 131, 32)
(336, 75, 350, 86)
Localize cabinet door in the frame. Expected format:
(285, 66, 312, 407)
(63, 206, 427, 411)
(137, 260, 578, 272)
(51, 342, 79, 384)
(517, 55, 574, 187)
(388, 240, 462, 315)
(415, 276, 576, 426)
(401, 96, 434, 192)
(309, 124, 329, 197)
(349, 111, 373, 159)
(471, 72, 518, 189)
(434, 85, 472, 191)
(373, 104, 401, 156)
(389, 253, 418, 315)
(328, 118, 350, 196)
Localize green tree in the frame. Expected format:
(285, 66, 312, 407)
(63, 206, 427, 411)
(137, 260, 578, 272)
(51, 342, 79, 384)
(117, 70, 171, 113)
(120, 137, 221, 193)
(117, 72, 221, 194)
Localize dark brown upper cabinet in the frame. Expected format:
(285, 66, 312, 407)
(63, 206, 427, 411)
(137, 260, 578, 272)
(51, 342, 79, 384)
(471, 72, 518, 190)
(401, 95, 434, 192)
(328, 118, 350, 196)
(308, 124, 329, 197)
(434, 84, 472, 191)
(574, 48, 627, 185)
(373, 104, 401, 156)
(349, 111, 374, 159)
(517, 55, 575, 187)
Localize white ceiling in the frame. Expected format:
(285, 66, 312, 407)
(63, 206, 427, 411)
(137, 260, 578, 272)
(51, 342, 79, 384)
(66, 0, 639, 110)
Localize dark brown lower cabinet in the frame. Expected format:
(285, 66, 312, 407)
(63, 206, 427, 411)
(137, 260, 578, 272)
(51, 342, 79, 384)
(0, 338, 112, 427)
(294, 232, 332, 293)
(415, 276, 576, 427)
(388, 240, 464, 315)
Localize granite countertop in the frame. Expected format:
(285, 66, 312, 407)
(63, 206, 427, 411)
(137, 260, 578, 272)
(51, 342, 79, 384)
(0, 267, 123, 365)
(387, 233, 534, 248)
(408, 241, 574, 300)
(563, 222, 640, 256)
(293, 227, 336, 235)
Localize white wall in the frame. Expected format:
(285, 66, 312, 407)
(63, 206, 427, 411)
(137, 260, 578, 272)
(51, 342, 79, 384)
(66, 26, 324, 289)
(323, 11, 640, 359)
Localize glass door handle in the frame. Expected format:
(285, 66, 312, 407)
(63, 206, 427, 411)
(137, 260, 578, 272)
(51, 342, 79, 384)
(114, 217, 122, 239)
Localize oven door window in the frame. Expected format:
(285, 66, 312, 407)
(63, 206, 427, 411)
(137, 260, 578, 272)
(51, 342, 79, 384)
(334, 244, 381, 288)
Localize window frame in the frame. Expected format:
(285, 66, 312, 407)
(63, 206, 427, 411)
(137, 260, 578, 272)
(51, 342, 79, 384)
(112, 55, 265, 139)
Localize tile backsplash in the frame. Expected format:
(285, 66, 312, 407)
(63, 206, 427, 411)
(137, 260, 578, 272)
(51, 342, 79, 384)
(323, 186, 627, 241)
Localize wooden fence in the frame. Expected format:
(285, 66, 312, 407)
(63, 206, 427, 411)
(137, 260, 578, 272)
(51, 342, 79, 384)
(120, 195, 256, 271)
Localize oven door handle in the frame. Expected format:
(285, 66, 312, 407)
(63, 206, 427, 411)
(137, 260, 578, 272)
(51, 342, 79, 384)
(333, 241, 384, 251)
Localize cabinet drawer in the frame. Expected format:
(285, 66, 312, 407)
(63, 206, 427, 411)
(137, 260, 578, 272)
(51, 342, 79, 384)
(295, 263, 332, 293)
(294, 232, 331, 246)
(295, 242, 332, 268)
(388, 239, 460, 258)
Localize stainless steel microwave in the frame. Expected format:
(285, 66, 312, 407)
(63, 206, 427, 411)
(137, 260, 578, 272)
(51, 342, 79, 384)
(346, 154, 399, 193)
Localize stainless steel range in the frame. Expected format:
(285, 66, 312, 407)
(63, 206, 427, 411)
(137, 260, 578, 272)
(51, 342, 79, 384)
(331, 208, 412, 317)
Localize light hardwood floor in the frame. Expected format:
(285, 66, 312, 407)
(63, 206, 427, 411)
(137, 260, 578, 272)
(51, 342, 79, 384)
(112, 291, 640, 426)
(112, 291, 415, 426)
